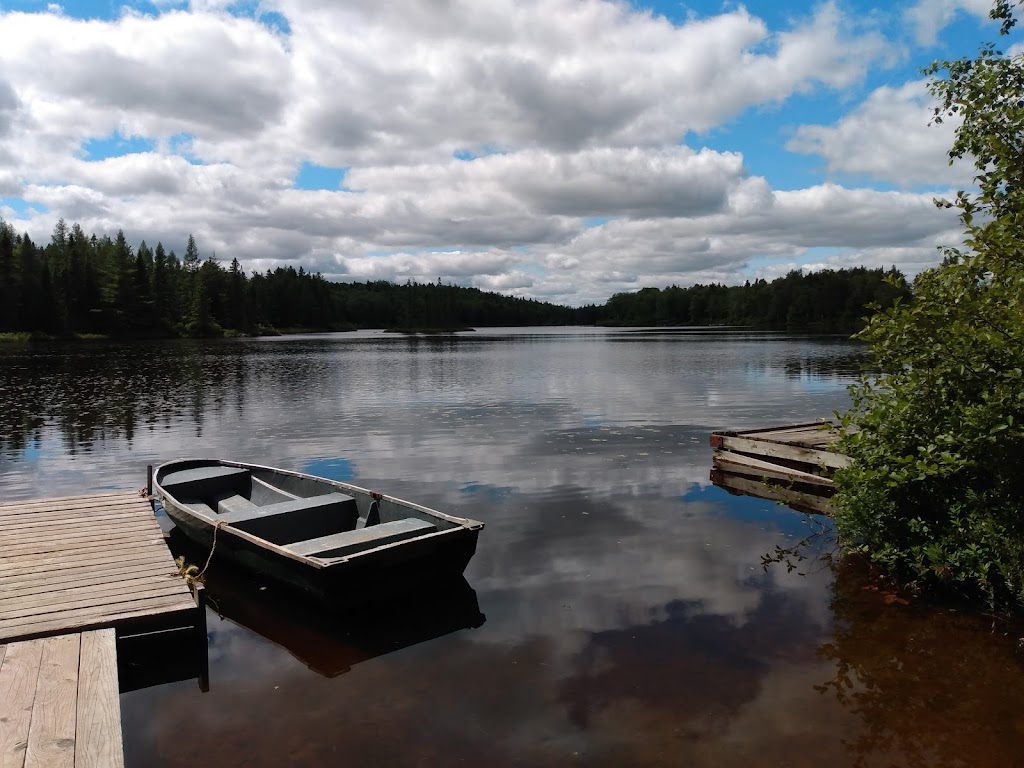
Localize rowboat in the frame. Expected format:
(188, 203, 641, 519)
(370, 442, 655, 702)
(153, 458, 484, 604)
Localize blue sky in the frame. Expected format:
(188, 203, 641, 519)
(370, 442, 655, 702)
(0, 0, 1017, 304)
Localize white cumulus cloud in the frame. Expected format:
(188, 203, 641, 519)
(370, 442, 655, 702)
(0, 0, 976, 305)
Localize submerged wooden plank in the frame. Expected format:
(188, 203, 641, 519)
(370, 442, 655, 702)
(715, 434, 851, 470)
(75, 630, 124, 768)
(711, 470, 834, 516)
(711, 450, 835, 488)
(24, 633, 80, 768)
(0, 637, 44, 768)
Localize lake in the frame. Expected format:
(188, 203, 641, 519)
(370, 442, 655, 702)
(2, 328, 1023, 767)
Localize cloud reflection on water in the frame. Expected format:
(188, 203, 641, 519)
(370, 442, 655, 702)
(10, 330, 1022, 766)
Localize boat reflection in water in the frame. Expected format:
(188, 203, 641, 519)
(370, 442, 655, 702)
(166, 527, 486, 679)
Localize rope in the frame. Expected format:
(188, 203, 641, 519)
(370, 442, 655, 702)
(196, 520, 228, 581)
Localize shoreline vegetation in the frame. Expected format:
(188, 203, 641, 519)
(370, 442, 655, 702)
(830, 1, 1024, 615)
(0, 219, 909, 341)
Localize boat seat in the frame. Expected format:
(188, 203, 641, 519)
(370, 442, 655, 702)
(287, 518, 437, 558)
(180, 499, 217, 518)
(160, 465, 251, 500)
(215, 492, 359, 545)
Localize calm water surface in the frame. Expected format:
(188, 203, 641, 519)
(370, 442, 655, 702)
(2, 328, 1022, 767)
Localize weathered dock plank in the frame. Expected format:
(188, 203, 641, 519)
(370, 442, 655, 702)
(24, 634, 79, 768)
(710, 421, 851, 471)
(0, 521, 158, 548)
(0, 553, 174, 589)
(0, 489, 210, 768)
(1, 569, 178, 600)
(0, 501, 151, 521)
(0, 596, 196, 643)
(0, 630, 125, 768)
(0, 493, 136, 512)
(0, 637, 43, 768)
(1, 575, 181, 608)
(1, 534, 170, 561)
(0, 506, 152, 529)
(76, 630, 124, 768)
(711, 450, 835, 489)
(709, 421, 850, 516)
(0, 583, 192, 622)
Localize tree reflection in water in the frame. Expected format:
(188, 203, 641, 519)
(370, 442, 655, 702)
(0, 341, 252, 455)
(818, 556, 1024, 768)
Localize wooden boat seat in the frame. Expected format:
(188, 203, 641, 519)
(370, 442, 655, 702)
(160, 465, 251, 499)
(287, 518, 437, 558)
(213, 492, 359, 545)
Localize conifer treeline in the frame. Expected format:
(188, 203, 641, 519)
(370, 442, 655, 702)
(0, 219, 585, 336)
(0, 218, 909, 336)
(601, 267, 911, 332)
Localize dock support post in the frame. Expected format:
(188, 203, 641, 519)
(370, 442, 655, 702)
(193, 582, 210, 692)
(147, 464, 153, 496)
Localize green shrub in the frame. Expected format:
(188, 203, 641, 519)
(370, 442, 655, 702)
(834, 259, 1024, 609)
(834, 6, 1024, 612)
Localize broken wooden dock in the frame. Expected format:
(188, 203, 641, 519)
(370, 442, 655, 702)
(0, 490, 205, 767)
(709, 421, 850, 515)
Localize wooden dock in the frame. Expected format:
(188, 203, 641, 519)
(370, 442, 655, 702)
(0, 490, 205, 767)
(0, 629, 123, 768)
(709, 421, 851, 515)
(0, 491, 198, 643)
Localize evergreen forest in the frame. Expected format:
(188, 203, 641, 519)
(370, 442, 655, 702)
(599, 267, 910, 332)
(0, 218, 908, 338)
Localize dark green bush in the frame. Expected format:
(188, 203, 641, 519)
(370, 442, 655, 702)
(834, 5, 1024, 612)
(834, 259, 1024, 609)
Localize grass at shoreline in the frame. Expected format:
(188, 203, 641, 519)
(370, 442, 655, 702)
(0, 331, 113, 343)
(384, 327, 475, 334)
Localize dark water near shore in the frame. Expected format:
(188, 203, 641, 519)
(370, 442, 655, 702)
(2, 328, 1023, 767)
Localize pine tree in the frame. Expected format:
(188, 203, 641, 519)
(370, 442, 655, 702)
(153, 242, 170, 330)
(0, 221, 17, 331)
